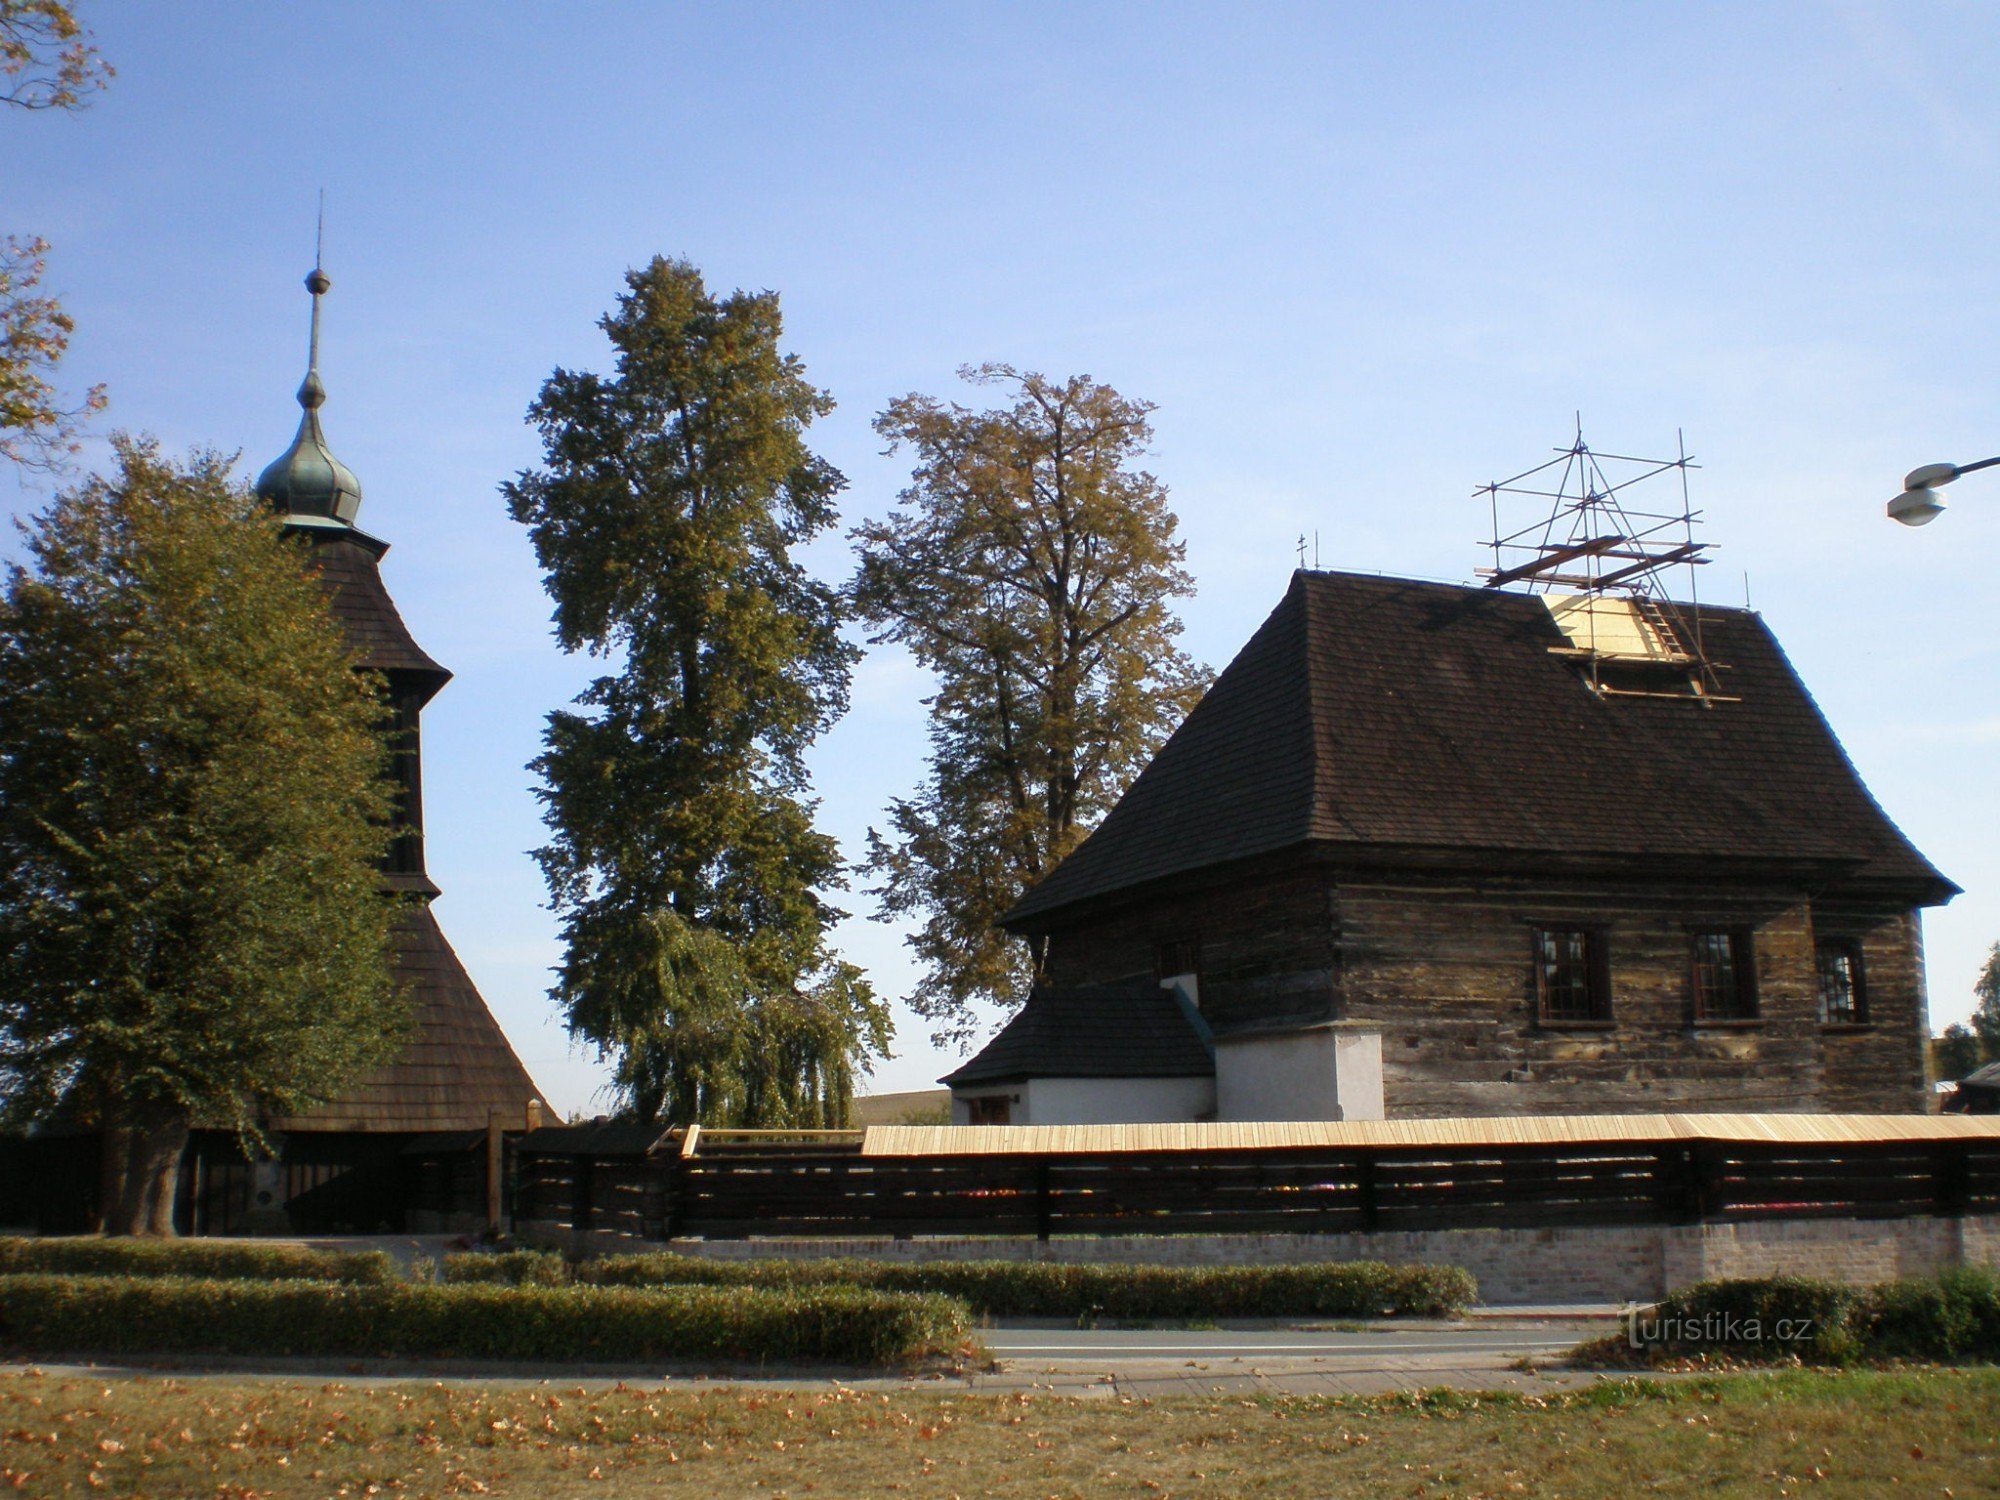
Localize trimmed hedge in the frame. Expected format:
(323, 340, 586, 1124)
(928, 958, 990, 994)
(441, 1250, 569, 1286)
(1865, 1267, 2000, 1361)
(578, 1254, 1476, 1318)
(0, 1236, 396, 1285)
(1625, 1268, 2000, 1365)
(0, 1274, 969, 1366)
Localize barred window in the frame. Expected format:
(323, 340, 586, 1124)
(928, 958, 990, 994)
(1691, 930, 1758, 1022)
(1535, 927, 1611, 1023)
(1818, 940, 1867, 1025)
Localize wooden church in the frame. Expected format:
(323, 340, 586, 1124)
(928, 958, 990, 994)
(948, 444, 1956, 1125)
(10, 267, 553, 1234)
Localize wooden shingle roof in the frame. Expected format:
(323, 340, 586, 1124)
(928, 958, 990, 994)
(942, 985, 1214, 1087)
(269, 903, 553, 1133)
(298, 531, 451, 697)
(1006, 570, 1954, 927)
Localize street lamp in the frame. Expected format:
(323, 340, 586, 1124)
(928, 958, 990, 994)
(1888, 456, 2000, 526)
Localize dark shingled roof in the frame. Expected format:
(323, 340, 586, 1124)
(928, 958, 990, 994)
(1006, 570, 1954, 927)
(270, 903, 554, 1133)
(942, 985, 1215, 1087)
(298, 531, 451, 695)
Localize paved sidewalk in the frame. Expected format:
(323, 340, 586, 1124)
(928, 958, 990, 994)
(4, 1352, 1615, 1398)
(949, 1352, 1612, 1398)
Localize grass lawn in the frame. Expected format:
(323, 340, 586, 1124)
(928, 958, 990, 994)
(2, 1365, 1996, 1498)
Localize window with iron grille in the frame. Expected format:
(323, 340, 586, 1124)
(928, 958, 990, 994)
(1534, 927, 1611, 1023)
(1817, 939, 1867, 1025)
(1690, 929, 1758, 1022)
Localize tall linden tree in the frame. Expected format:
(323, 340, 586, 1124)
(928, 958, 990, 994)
(0, 440, 404, 1234)
(852, 365, 1211, 1045)
(504, 257, 887, 1127)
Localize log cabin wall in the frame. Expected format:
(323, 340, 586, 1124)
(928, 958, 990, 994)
(1045, 861, 1340, 1033)
(1335, 875, 1822, 1116)
(1812, 902, 1932, 1113)
(1043, 861, 1929, 1117)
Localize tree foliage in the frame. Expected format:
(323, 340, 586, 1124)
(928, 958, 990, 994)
(1934, 1023, 1982, 1088)
(2, 2, 112, 471)
(852, 365, 1210, 1043)
(1, 0, 110, 110)
(0, 439, 405, 1232)
(504, 257, 886, 1125)
(0, 234, 106, 469)
(1930, 942, 2000, 1089)
(1974, 942, 2000, 1058)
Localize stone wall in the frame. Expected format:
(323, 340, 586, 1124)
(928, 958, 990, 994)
(645, 1213, 2000, 1306)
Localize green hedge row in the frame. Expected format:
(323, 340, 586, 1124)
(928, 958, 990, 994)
(0, 1274, 968, 1366)
(574, 1254, 1477, 1318)
(0, 1236, 397, 1285)
(441, 1249, 569, 1286)
(1627, 1268, 2000, 1365)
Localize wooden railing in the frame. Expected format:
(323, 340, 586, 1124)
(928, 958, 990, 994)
(502, 1132, 2000, 1243)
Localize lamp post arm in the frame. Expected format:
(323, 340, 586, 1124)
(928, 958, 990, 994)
(1955, 456, 2000, 479)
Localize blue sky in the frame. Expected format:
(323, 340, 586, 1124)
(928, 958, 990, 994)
(9, 2, 1999, 1115)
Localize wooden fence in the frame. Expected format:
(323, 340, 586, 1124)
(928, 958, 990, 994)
(504, 1126, 2000, 1243)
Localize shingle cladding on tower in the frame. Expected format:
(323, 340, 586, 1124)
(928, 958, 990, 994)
(273, 530, 553, 1138)
(304, 533, 450, 689)
(1005, 569, 1954, 928)
(266, 904, 549, 1132)
(250, 262, 552, 1134)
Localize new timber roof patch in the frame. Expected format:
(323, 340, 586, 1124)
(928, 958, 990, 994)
(861, 1112, 2000, 1157)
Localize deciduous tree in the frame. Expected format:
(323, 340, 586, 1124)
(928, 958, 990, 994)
(2, 2, 112, 471)
(852, 365, 1210, 1044)
(1972, 941, 2000, 1059)
(2, 0, 111, 110)
(504, 257, 886, 1125)
(0, 440, 405, 1233)
(0, 234, 105, 470)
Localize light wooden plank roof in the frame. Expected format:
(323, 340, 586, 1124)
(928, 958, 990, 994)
(861, 1113, 2000, 1157)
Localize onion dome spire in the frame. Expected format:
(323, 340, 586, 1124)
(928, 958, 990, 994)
(255, 262, 363, 525)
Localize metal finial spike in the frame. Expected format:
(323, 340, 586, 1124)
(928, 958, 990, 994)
(298, 255, 329, 412)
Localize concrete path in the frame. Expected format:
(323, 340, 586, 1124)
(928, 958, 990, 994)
(2, 1319, 1624, 1399)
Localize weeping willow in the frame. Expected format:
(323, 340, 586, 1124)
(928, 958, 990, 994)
(561, 905, 885, 1127)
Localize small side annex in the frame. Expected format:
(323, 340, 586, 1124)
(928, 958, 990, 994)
(945, 568, 1955, 1123)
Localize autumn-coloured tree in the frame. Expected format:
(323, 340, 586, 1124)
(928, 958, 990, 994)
(852, 366, 1210, 1044)
(1, 2, 112, 471)
(505, 258, 887, 1125)
(0, 441, 404, 1234)
(0, 235, 104, 470)
(2, 0, 110, 109)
